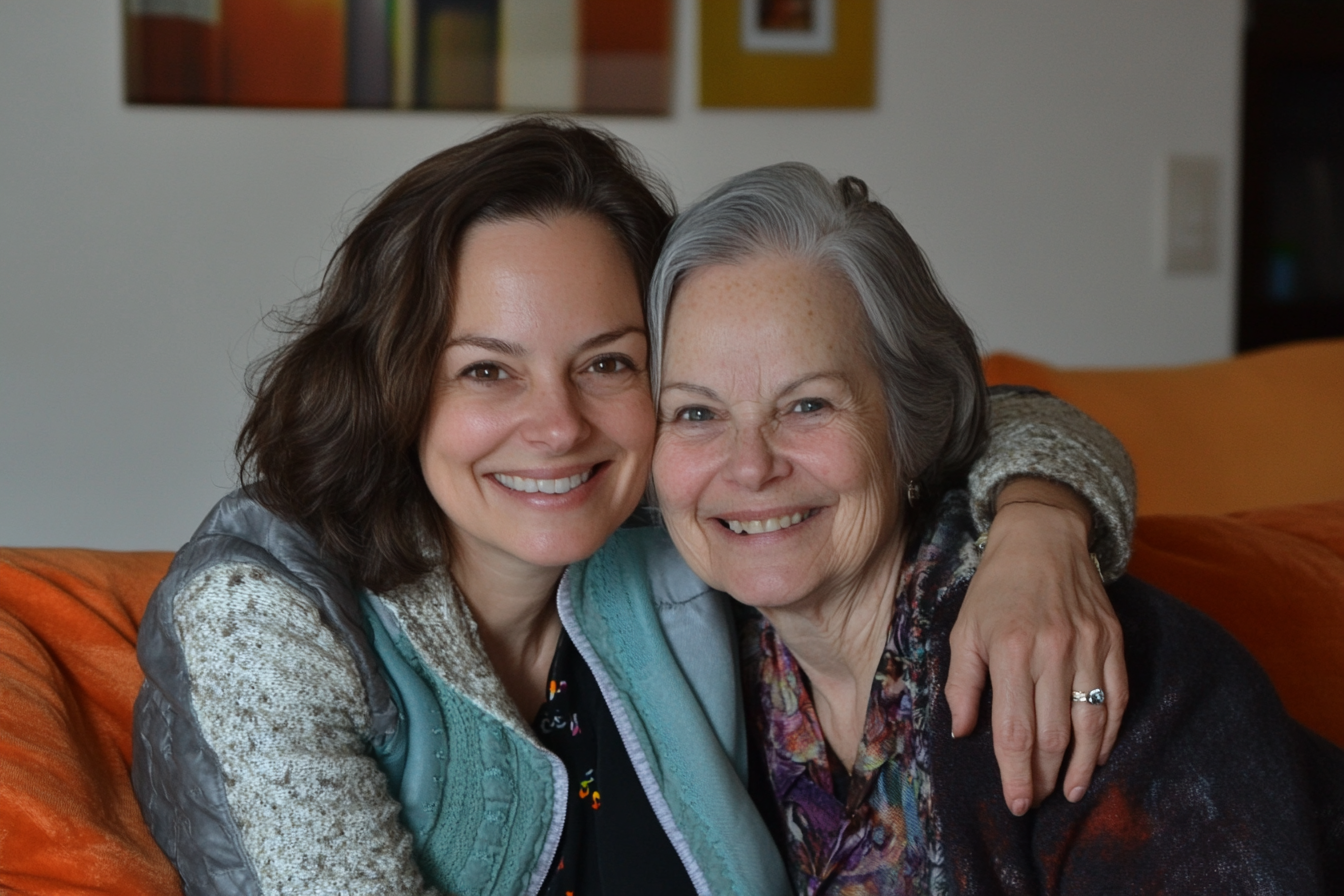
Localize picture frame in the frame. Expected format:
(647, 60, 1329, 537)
(740, 0, 834, 55)
(701, 0, 874, 108)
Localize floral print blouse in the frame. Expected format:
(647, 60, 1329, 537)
(740, 515, 973, 896)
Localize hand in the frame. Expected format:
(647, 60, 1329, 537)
(945, 478, 1128, 815)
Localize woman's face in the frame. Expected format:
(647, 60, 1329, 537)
(420, 213, 654, 579)
(652, 254, 903, 611)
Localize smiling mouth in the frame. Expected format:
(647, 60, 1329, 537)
(493, 467, 594, 495)
(720, 509, 818, 535)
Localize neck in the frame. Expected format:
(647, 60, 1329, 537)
(759, 532, 909, 770)
(449, 544, 564, 721)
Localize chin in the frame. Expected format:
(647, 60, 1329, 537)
(516, 531, 614, 570)
(715, 570, 813, 612)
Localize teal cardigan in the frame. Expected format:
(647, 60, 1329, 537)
(362, 525, 789, 895)
(134, 491, 789, 896)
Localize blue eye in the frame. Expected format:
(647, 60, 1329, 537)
(462, 363, 509, 381)
(677, 406, 715, 422)
(791, 398, 828, 413)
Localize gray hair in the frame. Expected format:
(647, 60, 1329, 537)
(647, 162, 988, 501)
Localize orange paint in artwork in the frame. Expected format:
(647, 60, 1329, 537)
(219, 0, 346, 107)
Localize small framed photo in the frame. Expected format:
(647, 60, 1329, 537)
(740, 0, 834, 55)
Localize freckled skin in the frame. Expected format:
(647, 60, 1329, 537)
(653, 253, 906, 617)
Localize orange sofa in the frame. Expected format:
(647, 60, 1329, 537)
(2, 338, 1342, 894)
(983, 337, 1344, 749)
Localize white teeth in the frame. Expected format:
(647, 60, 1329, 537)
(493, 470, 591, 495)
(724, 511, 807, 535)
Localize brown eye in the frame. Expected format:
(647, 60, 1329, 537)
(587, 355, 631, 375)
(462, 363, 508, 381)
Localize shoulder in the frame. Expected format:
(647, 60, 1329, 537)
(1106, 574, 1277, 698)
(571, 526, 747, 767)
(594, 525, 718, 609)
(137, 489, 396, 740)
(174, 561, 361, 687)
(932, 575, 1336, 889)
(579, 527, 734, 646)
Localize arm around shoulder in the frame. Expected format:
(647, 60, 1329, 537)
(969, 387, 1136, 580)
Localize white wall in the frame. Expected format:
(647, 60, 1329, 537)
(0, 0, 1244, 549)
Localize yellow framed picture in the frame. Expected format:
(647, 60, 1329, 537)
(701, 0, 875, 108)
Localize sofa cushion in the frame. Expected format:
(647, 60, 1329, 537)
(983, 338, 1344, 516)
(0, 548, 180, 896)
(1, 499, 1341, 891)
(1130, 501, 1344, 748)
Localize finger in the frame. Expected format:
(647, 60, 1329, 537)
(1030, 657, 1073, 805)
(1061, 693, 1107, 802)
(1098, 629, 1129, 765)
(945, 624, 988, 738)
(989, 645, 1038, 816)
(1058, 605, 1108, 799)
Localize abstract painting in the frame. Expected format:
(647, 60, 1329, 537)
(124, 0, 671, 114)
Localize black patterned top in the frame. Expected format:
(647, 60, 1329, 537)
(533, 629, 698, 896)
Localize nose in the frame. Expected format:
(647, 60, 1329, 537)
(723, 421, 788, 491)
(518, 376, 590, 454)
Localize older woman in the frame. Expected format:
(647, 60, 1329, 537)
(646, 163, 1344, 893)
(135, 121, 1140, 896)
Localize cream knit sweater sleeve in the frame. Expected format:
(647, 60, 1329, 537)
(969, 389, 1137, 581)
(173, 562, 439, 896)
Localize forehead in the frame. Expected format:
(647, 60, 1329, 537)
(452, 213, 643, 333)
(664, 254, 869, 372)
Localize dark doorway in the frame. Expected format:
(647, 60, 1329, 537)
(1238, 1, 1344, 351)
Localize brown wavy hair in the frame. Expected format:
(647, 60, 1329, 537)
(237, 118, 676, 592)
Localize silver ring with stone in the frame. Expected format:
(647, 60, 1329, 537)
(1071, 688, 1105, 705)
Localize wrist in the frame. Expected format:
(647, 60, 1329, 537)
(992, 477, 1094, 543)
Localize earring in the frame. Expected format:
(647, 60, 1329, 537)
(906, 479, 921, 505)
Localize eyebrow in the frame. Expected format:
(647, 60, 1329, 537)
(445, 335, 523, 355)
(446, 326, 646, 356)
(579, 326, 647, 352)
(660, 381, 721, 401)
(779, 371, 847, 394)
(660, 371, 847, 401)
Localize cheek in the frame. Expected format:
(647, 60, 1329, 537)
(651, 438, 713, 519)
(791, 423, 898, 516)
(606, 391, 657, 456)
(817, 428, 901, 545)
(420, 394, 510, 477)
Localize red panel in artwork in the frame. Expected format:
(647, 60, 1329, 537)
(580, 0, 670, 113)
(581, 0, 669, 53)
(125, 15, 223, 104)
(219, 0, 346, 107)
